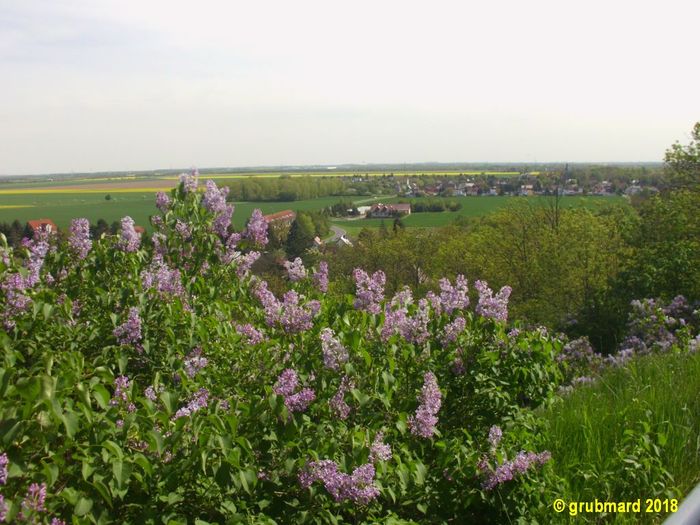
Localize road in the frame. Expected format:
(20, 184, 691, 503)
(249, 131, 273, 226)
(326, 225, 347, 243)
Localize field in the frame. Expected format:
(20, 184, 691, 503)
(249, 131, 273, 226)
(332, 195, 627, 235)
(0, 183, 625, 235)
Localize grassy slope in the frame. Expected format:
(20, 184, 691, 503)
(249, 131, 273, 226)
(540, 351, 700, 520)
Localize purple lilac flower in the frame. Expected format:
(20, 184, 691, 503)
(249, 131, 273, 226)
(110, 375, 130, 407)
(51, 518, 67, 525)
(441, 316, 466, 346)
(481, 451, 551, 491)
(299, 460, 380, 504)
(273, 369, 299, 397)
(284, 257, 307, 282)
(180, 169, 198, 193)
(235, 323, 266, 345)
(425, 291, 442, 315)
(184, 347, 208, 378)
(381, 291, 410, 342)
(144, 386, 157, 401)
(255, 285, 320, 333)
(690, 334, 700, 353)
(117, 216, 141, 252)
(488, 425, 503, 449)
(113, 307, 142, 347)
(0, 495, 6, 522)
(508, 328, 520, 338)
(0, 452, 8, 485)
(438, 275, 469, 315)
(173, 388, 210, 419)
(284, 388, 316, 413)
(175, 220, 192, 240)
(606, 348, 635, 366)
(313, 261, 329, 292)
(21, 482, 47, 516)
(408, 371, 442, 438)
(202, 180, 234, 238)
(155, 191, 171, 212)
(474, 280, 512, 322)
(329, 376, 354, 419)
(68, 218, 92, 260)
(353, 269, 385, 314)
(141, 258, 185, 299)
(320, 328, 349, 371)
(245, 209, 268, 248)
(369, 432, 392, 463)
(398, 298, 431, 344)
(571, 376, 595, 387)
(1, 272, 32, 329)
(241, 250, 262, 277)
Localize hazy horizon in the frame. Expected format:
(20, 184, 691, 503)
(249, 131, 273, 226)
(2, 0, 699, 175)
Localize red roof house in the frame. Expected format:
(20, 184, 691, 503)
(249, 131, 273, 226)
(27, 219, 58, 234)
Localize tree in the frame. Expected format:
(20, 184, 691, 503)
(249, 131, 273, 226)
(286, 213, 316, 259)
(664, 121, 700, 190)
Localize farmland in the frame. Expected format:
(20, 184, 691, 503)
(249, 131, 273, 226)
(0, 175, 626, 235)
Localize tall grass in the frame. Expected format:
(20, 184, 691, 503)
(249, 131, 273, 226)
(540, 351, 700, 520)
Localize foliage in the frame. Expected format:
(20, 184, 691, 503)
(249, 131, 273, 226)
(664, 122, 700, 190)
(0, 176, 567, 524)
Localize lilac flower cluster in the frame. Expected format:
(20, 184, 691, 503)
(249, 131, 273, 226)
(235, 323, 266, 345)
(369, 432, 392, 463)
(451, 352, 466, 375)
(110, 375, 131, 407)
(381, 290, 430, 344)
(20, 482, 47, 520)
(144, 384, 164, 402)
(440, 316, 466, 346)
(235, 250, 260, 278)
(155, 191, 171, 212)
(175, 220, 192, 240)
(202, 180, 234, 238)
(0, 495, 5, 522)
(173, 388, 210, 419)
(179, 169, 198, 193)
(284, 257, 307, 282)
(313, 261, 329, 292)
(0, 452, 7, 485)
(68, 218, 92, 260)
(480, 451, 551, 491)
(244, 209, 269, 248)
(141, 258, 185, 300)
(329, 376, 354, 419)
(184, 347, 208, 378)
(273, 369, 316, 414)
(113, 307, 143, 347)
(320, 328, 349, 371)
(474, 280, 512, 322)
(254, 282, 320, 333)
(353, 269, 386, 314)
(299, 460, 380, 504)
(438, 275, 469, 315)
(408, 372, 442, 438)
(488, 425, 503, 449)
(118, 216, 141, 253)
(1, 273, 32, 329)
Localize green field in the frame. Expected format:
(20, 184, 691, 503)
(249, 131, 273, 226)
(0, 190, 625, 234)
(0, 193, 357, 230)
(332, 195, 627, 235)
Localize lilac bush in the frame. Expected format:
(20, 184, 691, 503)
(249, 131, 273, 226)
(0, 178, 572, 524)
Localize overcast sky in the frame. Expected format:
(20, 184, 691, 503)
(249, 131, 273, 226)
(1, 0, 699, 175)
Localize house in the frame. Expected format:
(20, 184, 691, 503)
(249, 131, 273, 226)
(263, 210, 296, 224)
(367, 203, 411, 218)
(519, 184, 534, 196)
(27, 219, 58, 235)
(134, 226, 146, 235)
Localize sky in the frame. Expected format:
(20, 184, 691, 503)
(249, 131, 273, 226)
(1, 0, 699, 175)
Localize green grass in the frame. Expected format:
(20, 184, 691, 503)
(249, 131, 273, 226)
(541, 351, 700, 513)
(333, 195, 627, 235)
(0, 193, 353, 230)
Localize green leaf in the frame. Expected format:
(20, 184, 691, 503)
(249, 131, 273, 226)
(74, 497, 93, 516)
(62, 411, 80, 439)
(92, 385, 110, 409)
